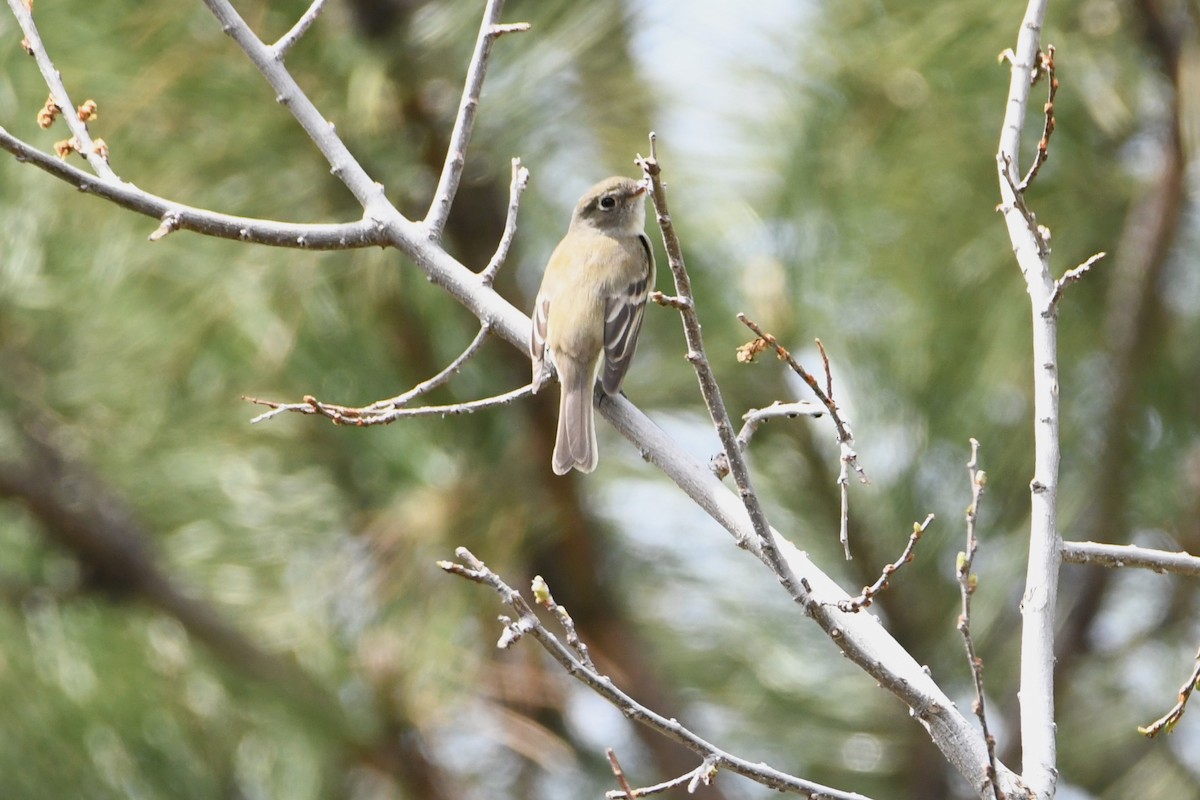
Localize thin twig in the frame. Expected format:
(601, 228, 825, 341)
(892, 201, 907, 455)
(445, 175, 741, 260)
(816, 337, 834, 401)
(737, 314, 866, 557)
(735, 401, 825, 451)
(0, 127, 384, 249)
(247, 324, 495, 423)
(1060, 541, 1200, 576)
(424, 0, 531, 239)
(636, 137, 791, 577)
(245, 384, 531, 426)
(271, 0, 328, 60)
(649, 290, 692, 310)
(836, 514, 934, 612)
(957, 440, 1001, 800)
(200, 0, 394, 218)
(606, 758, 718, 799)
(6, 0, 116, 178)
(1018, 46, 1057, 193)
(531, 575, 595, 672)
(606, 750, 638, 799)
(439, 549, 876, 800)
(1139, 648, 1200, 737)
(481, 158, 529, 285)
(736, 314, 866, 483)
(1000, 154, 1050, 257)
(1047, 251, 1105, 312)
(374, 324, 493, 408)
(838, 459, 852, 560)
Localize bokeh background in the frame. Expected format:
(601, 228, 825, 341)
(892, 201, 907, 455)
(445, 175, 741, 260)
(2, 0, 1199, 798)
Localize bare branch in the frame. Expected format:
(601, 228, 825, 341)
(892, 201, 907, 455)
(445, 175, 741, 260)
(245, 383, 531, 426)
(271, 0, 328, 60)
(735, 401, 825, 452)
(531, 575, 595, 672)
(637, 137, 796, 583)
(376, 324, 494, 407)
(200, 0, 393, 218)
(606, 758, 718, 799)
(1018, 46, 1057, 193)
(0, 126, 384, 248)
(6, 0, 116, 178)
(837, 513, 934, 613)
(605, 750, 638, 800)
(1139, 648, 1200, 737)
(1060, 541, 1200, 577)
(246, 323, 500, 423)
(957, 440, 1001, 800)
(649, 290, 692, 310)
(736, 314, 866, 484)
(1, 6, 1033, 792)
(816, 337, 834, 402)
(1047, 251, 1105, 311)
(736, 314, 867, 557)
(995, 2, 1062, 795)
(424, 0, 531, 239)
(439, 549, 877, 800)
(480, 158, 530, 285)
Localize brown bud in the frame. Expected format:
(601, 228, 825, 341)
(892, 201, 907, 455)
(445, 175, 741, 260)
(53, 138, 76, 159)
(736, 338, 769, 364)
(77, 99, 98, 122)
(36, 95, 61, 129)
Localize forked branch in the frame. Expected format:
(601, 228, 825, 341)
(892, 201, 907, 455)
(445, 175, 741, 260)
(440, 549, 875, 800)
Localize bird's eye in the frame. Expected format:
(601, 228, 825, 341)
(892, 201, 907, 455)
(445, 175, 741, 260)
(599, 195, 617, 210)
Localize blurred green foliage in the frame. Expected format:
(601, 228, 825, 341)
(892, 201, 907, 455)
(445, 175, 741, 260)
(2, 1, 1199, 799)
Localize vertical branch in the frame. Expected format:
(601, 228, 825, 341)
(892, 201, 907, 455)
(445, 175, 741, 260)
(958, 440, 1001, 800)
(996, 2, 1061, 798)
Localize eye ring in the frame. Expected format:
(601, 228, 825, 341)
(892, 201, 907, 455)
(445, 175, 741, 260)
(598, 195, 617, 210)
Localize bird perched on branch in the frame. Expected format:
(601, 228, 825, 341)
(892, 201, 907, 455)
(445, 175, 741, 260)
(531, 176, 655, 475)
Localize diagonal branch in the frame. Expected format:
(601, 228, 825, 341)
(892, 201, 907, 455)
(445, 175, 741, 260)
(1046, 251, 1105, 312)
(6, 0, 116, 178)
(837, 513, 934, 613)
(441, 549, 876, 800)
(0, 126, 384, 248)
(424, 0, 531, 239)
(1138, 649, 1200, 737)
(636, 136, 782, 570)
(200, 0, 393, 218)
(271, 0, 328, 60)
(480, 157, 530, 285)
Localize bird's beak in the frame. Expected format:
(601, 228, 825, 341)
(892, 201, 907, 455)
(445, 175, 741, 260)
(633, 178, 650, 196)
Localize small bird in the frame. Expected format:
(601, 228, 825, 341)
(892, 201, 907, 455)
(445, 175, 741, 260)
(531, 176, 655, 475)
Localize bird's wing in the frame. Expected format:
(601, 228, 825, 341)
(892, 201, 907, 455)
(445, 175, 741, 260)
(601, 232, 654, 394)
(531, 293, 552, 392)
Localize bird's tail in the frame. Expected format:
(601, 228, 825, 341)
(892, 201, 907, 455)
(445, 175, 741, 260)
(553, 358, 598, 475)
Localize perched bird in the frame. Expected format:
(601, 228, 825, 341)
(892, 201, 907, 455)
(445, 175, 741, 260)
(531, 176, 655, 475)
